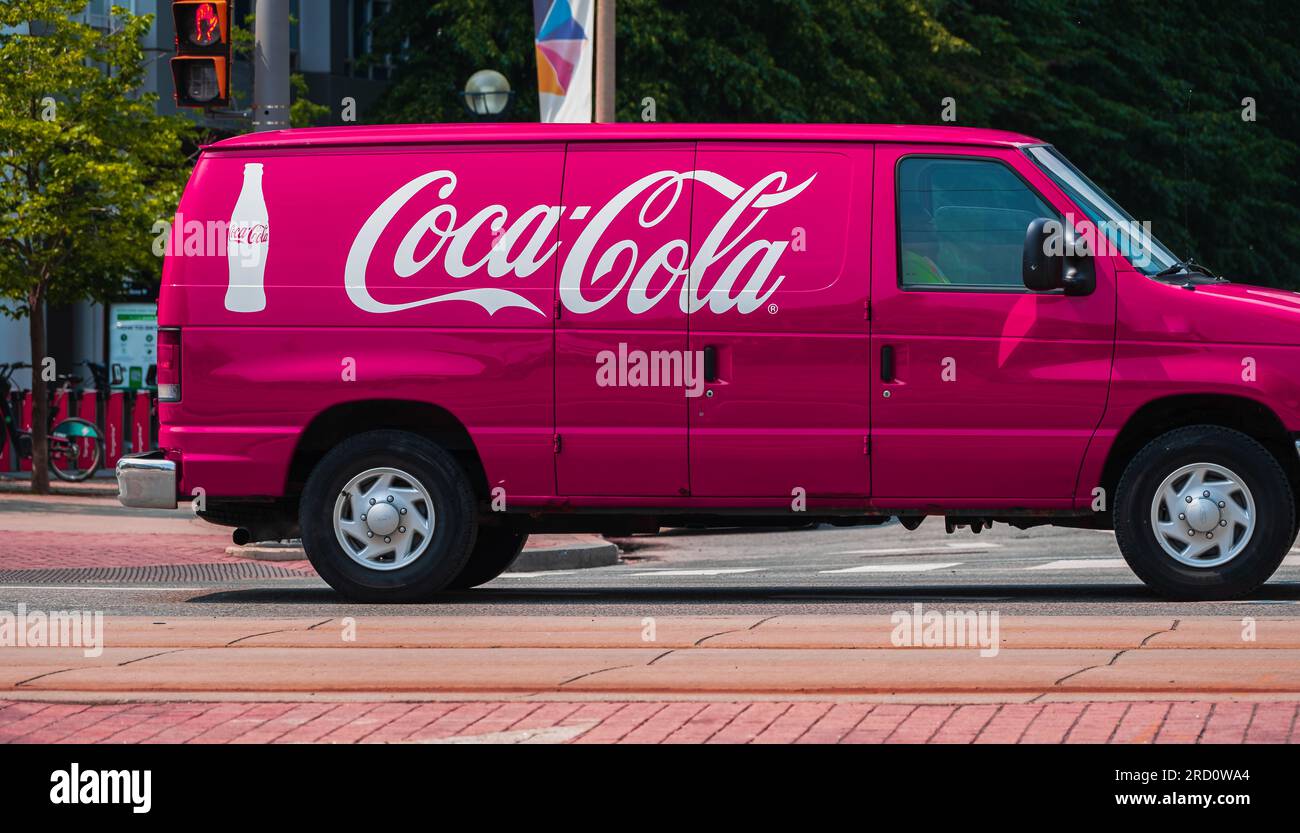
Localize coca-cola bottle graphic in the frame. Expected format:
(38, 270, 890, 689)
(225, 162, 269, 312)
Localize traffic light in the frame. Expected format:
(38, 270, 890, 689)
(170, 1, 231, 108)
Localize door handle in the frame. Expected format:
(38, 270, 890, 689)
(703, 345, 718, 382)
(880, 345, 895, 382)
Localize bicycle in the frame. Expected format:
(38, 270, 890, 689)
(0, 362, 104, 481)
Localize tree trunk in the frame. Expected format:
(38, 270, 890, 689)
(28, 293, 49, 495)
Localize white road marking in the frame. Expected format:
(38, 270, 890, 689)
(499, 571, 578, 578)
(828, 543, 1001, 556)
(819, 561, 962, 575)
(1280, 555, 1300, 568)
(1026, 559, 1129, 571)
(627, 568, 763, 577)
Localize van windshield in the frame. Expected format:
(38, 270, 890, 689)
(1025, 145, 1181, 277)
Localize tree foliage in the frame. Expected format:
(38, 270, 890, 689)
(0, 0, 194, 314)
(370, 0, 1300, 287)
(0, 0, 194, 492)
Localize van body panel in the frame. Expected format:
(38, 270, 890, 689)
(162, 144, 565, 498)
(868, 144, 1117, 500)
(161, 327, 555, 499)
(152, 124, 1300, 522)
(1068, 268, 1300, 505)
(208, 123, 1043, 152)
(687, 143, 871, 497)
(554, 143, 694, 496)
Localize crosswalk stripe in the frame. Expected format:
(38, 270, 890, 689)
(828, 543, 1001, 556)
(819, 561, 962, 575)
(1026, 558, 1128, 570)
(627, 568, 764, 577)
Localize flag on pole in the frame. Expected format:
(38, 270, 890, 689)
(533, 0, 594, 123)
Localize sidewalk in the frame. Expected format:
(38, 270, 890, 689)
(5, 615, 1300, 700)
(1, 490, 617, 575)
(2, 698, 1292, 744)
(2, 615, 1300, 743)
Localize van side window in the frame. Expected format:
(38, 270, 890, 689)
(897, 157, 1058, 289)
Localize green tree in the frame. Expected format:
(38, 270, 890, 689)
(369, 0, 1300, 288)
(369, 0, 970, 124)
(0, 0, 193, 493)
(932, 0, 1300, 286)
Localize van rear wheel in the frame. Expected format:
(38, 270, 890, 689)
(447, 528, 529, 589)
(299, 430, 476, 602)
(1114, 425, 1294, 600)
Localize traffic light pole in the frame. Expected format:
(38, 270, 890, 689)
(252, 0, 290, 132)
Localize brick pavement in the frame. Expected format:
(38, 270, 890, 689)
(1, 699, 1295, 744)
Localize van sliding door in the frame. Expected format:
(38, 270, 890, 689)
(554, 143, 694, 497)
(687, 143, 872, 499)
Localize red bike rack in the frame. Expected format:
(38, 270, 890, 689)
(18, 392, 31, 472)
(77, 390, 100, 471)
(104, 390, 126, 468)
(131, 390, 154, 455)
(0, 391, 14, 472)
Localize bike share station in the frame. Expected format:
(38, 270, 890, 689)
(0, 303, 160, 482)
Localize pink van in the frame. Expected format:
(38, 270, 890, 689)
(116, 123, 1300, 601)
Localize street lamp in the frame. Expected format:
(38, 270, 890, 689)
(460, 70, 514, 119)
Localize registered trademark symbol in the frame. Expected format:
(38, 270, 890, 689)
(767, 303, 779, 314)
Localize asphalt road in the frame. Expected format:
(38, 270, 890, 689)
(10, 511, 1300, 617)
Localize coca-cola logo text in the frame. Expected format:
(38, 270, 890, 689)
(344, 168, 815, 317)
(228, 223, 269, 245)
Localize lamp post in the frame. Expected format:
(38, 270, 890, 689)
(461, 69, 514, 119)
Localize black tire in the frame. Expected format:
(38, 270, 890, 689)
(447, 528, 529, 590)
(1114, 425, 1294, 600)
(49, 418, 103, 482)
(299, 430, 477, 602)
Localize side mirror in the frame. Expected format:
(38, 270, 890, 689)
(1022, 217, 1095, 296)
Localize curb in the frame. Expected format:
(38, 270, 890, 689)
(224, 542, 306, 562)
(508, 540, 620, 572)
(227, 536, 622, 572)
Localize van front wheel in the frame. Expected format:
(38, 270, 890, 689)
(1114, 425, 1294, 600)
(300, 430, 477, 602)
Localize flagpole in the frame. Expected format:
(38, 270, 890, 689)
(594, 0, 615, 122)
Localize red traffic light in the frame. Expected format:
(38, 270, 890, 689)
(171, 1, 231, 108)
(188, 2, 222, 48)
(172, 1, 229, 53)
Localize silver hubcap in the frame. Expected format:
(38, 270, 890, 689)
(1150, 462, 1255, 568)
(333, 467, 435, 571)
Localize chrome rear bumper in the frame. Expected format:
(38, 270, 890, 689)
(116, 451, 178, 509)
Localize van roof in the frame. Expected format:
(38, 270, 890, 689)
(207, 122, 1043, 152)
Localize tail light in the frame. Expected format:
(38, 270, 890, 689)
(157, 327, 182, 402)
